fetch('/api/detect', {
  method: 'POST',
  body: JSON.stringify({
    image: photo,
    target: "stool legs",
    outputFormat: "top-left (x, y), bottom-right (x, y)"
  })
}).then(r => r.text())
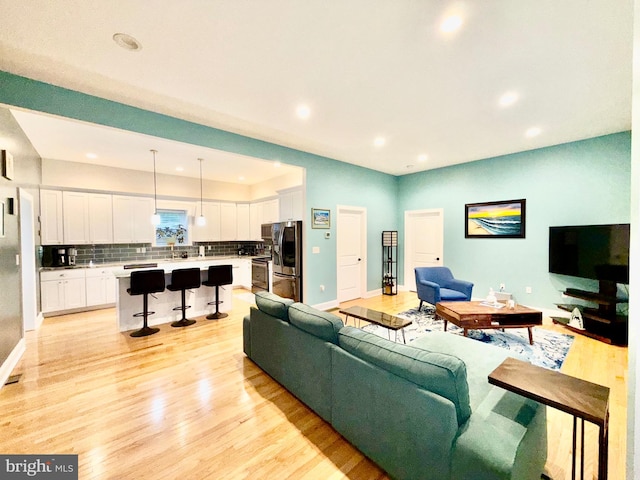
top-left (171, 289), bottom-right (197, 327)
top-left (207, 285), bottom-right (228, 320)
top-left (130, 293), bottom-right (160, 337)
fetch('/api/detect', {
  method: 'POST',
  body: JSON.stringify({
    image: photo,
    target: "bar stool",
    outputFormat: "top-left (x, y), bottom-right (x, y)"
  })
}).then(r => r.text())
top-left (202, 264), bottom-right (233, 319)
top-left (167, 267), bottom-right (201, 327)
top-left (127, 269), bottom-right (165, 337)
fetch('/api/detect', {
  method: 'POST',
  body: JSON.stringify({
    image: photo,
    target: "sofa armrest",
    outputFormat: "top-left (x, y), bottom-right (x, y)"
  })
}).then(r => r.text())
top-left (243, 314), bottom-right (251, 357)
top-left (416, 279), bottom-right (441, 305)
top-left (451, 389), bottom-right (547, 480)
top-left (446, 279), bottom-right (473, 299)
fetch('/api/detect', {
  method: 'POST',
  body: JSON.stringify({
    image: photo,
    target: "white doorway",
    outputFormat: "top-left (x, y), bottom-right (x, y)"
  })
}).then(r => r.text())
top-left (19, 189), bottom-right (38, 331)
top-left (336, 206), bottom-right (367, 302)
top-left (404, 209), bottom-right (444, 291)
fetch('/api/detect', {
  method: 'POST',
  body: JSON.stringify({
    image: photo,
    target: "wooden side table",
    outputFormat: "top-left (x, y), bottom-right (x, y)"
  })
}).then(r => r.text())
top-left (488, 357), bottom-right (610, 480)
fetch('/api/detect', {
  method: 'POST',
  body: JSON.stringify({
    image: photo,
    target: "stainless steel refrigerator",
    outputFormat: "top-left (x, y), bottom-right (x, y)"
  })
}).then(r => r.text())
top-left (270, 220), bottom-right (302, 302)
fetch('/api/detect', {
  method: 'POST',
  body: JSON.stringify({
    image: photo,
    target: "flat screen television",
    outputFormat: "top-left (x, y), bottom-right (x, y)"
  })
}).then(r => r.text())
top-left (548, 223), bottom-right (630, 284)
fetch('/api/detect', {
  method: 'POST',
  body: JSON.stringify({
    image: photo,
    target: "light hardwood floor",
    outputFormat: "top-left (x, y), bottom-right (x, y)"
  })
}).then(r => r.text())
top-left (0, 291), bottom-right (627, 479)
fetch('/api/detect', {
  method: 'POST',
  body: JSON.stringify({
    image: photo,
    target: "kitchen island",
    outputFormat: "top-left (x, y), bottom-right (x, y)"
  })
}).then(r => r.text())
top-left (113, 258), bottom-right (240, 332)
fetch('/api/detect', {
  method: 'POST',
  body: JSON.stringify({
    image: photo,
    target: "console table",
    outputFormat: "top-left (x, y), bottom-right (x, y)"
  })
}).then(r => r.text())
top-left (488, 357), bottom-right (610, 480)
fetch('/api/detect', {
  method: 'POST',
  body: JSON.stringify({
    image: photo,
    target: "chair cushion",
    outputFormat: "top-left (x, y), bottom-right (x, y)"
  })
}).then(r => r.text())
top-left (255, 291), bottom-right (294, 321)
top-left (288, 303), bottom-right (344, 343)
top-left (440, 288), bottom-right (468, 301)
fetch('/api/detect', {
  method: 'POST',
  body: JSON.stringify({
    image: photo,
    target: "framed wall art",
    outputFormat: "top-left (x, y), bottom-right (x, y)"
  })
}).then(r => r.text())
top-left (465, 199), bottom-right (526, 238)
top-left (2, 150), bottom-right (14, 181)
top-left (311, 208), bottom-right (330, 229)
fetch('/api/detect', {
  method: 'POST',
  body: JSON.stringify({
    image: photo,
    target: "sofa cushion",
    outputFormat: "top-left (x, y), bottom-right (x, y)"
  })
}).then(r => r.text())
top-left (338, 326), bottom-right (471, 425)
top-left (288, 303), bottom-right (344, 344)
top-left (255, 291), bottom-right (294, 321)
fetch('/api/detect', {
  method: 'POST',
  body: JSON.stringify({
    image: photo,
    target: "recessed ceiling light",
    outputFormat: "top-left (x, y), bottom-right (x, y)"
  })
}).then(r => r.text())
top-left (526, 127), bottom-right (542, 138)
top-left (86, 153), bottom-right (97, 159)
top-left (296, 104), bottom-right (311, 120)
top-left (373, 137), bottom-right (386, 147)
top-left (418, 154), bottom-right (428, 162)
top-left (112, 33), bottom-right (142, 51)
top-left (175, 166), bottom-right (184, 172)
top-left (440, 15), bottom-right (463, 33)
top-left (238, 176), bottom-right (245, 181)
top-left (499, 91), bottom-right (519, 107)
top-left (274, 161), bottom-right (282, 168)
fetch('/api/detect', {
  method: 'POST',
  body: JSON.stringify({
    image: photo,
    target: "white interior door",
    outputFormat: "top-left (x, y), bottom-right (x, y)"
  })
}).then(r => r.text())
top-left (337, 206), bottom-right (366, 302)
top-left (19, 189), bottom-right (38, 331)
top-left (404, 209), bottom-right (444, 291)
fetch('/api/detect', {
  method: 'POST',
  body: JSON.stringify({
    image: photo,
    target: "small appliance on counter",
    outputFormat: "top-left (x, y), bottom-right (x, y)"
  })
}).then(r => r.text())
top-left (42, 245), bottom-right (78, 267)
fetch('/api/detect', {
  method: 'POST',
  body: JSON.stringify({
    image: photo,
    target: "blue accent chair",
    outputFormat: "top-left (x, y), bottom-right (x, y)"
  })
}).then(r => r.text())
top-left (415, 267), bottom-right (473, 311)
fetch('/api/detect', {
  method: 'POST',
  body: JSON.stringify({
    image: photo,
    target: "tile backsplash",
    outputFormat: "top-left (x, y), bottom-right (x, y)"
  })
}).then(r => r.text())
top-left (50, 241), bottom-right (263, 266)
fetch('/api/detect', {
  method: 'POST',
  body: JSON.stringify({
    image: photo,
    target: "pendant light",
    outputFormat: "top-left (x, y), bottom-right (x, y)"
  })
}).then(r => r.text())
top-left (151, 149), bottom-right (161, 226)
top-left (196, 158), bottom-right (206, 226)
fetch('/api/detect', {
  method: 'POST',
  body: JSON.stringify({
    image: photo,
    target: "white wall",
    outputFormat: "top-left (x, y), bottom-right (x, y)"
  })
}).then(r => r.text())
top-left (42, 158), bottom-right (302, 202)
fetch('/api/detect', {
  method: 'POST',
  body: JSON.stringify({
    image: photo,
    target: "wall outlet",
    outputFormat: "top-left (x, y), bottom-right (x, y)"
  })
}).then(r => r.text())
top-left (320, 285), bottom-right (325, 292)
top-left (312, 246), bottom-right (320, 254)
top-left (499, 283), bottom-right (506, 291)
top-left (525, 286), bottom-right (532, 294)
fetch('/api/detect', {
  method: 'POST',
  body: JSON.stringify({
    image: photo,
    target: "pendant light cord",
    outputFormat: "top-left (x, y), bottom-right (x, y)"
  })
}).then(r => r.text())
top-left (151, 149), bottom-right (158, 213)
top-left (199, 158), bottom-right (204, 215)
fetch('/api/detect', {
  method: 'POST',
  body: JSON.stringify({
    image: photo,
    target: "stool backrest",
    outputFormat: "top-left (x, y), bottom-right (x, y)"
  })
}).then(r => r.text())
top-left (207, 264), bottom-right (234, 286)
top-left (129, 269), bottom-right (166, 295)
top-left (170, 267), bottom-right (202, 290)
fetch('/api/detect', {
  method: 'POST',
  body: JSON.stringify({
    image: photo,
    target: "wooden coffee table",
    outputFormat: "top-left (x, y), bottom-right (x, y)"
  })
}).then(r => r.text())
top-left (339, 306), bottom-right (412, 343)
top-left (436, 301), bottom-right (542, 344)
top-left (489, 357), bottom-right (610, 479)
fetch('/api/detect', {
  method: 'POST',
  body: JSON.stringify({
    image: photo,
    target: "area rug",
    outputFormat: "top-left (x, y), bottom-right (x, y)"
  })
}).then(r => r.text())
top-left (361, 307), bottom-right (574, 371)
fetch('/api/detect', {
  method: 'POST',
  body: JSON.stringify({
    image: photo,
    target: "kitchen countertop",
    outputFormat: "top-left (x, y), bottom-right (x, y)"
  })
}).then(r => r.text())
top-left (40, 255), bottom-right (259, 272)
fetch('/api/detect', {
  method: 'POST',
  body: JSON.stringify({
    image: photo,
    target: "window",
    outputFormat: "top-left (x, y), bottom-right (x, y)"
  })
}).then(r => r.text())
top-left (155, 209), bottom-right (189, 246)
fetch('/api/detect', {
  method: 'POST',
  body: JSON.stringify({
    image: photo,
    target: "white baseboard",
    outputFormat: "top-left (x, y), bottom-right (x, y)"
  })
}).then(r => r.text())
top-left (365, 288), bottom-right (382, 298)
top-left (312, 299), bottom-right (340, 311)
top-left (35, 312), bottom-right (44, 330)
top-left (0, 338), bottom-right (26, 390)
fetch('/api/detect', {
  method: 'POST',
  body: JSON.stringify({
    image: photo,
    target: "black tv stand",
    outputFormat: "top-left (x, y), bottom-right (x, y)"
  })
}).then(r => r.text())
top-left (554, 280), bottom-right (628, 345)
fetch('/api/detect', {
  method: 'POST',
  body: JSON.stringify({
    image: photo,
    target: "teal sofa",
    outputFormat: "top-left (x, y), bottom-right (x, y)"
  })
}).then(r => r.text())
top-left (243, 292), bottom-right (547, 480)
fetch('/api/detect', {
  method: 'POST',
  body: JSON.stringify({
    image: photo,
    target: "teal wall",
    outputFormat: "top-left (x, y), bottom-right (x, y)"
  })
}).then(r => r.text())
top-left (0, 71), bottom-right (397, 306)
top-left (398, 132), bottom-right (631, 310)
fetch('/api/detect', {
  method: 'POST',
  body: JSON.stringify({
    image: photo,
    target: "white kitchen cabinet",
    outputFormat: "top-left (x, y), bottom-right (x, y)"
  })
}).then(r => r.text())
top-left (41, 269), bottom-right (87, 314)
top-left (63, 191), bottom-right (90, 244)
top-left (86, 267), bottom-right (117, 306)
top-left (113, 195), bottom-right (155, 243)
top-left (230, 258), bottom-right (251, 289)
top-left (236, 203), bottom-right (251, 240)
top-left (88, 193), bottom-right (114, 244)
top-left (220, 203), bottom-right (237, 241)
top-left (262, 199), bottom-right (280, 224)
top-left (192, 202), bottom-right (221, 242)
top-left (249, 203), bottom-right (261, 240)
top-left (249, 198), bottom-right (280, 240)
top-left (279, 188), bottom-right (303, 222)
top-left (40, 189), bottom-right (64, 245)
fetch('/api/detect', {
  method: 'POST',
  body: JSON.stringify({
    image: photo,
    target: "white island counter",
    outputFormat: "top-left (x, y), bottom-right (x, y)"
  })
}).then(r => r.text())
top-left (114, 258), bottom-right (243, 332)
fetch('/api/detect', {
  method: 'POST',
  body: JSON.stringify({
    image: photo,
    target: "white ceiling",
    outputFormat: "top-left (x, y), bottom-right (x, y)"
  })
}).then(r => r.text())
top-left (0, 1), bottom-right (633, 176)
top-left (8, 109), bottom-right (301, 184)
